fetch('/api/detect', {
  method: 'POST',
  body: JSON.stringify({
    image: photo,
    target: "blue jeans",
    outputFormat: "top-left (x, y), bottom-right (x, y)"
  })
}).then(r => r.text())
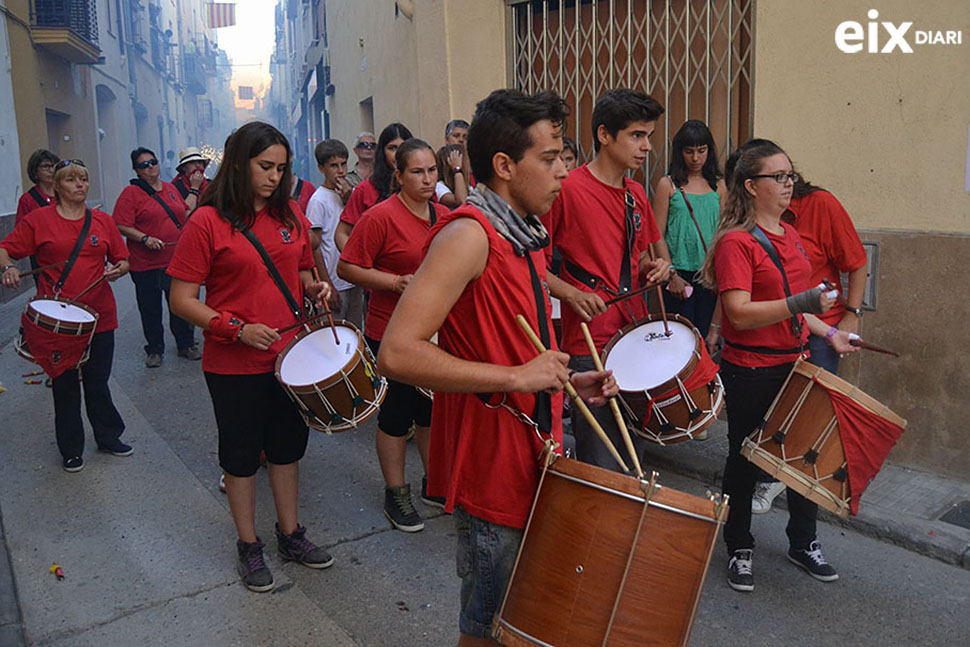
top-left (130, 269), bottom-right (195, 355)
top-left (807, 333), bottom-right (841, 373)
top-left (455, 507), bottom-right (523, 639)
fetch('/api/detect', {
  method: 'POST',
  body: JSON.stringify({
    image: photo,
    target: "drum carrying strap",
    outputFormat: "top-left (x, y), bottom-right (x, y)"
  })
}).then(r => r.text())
top-left (130, 179), bottom-right (183, 230)
top-left (28, 187), bottom-right (49, 208)
top-left (50, 208), bottom-right (93, 294)
top-left (724, 226), bottom-right (804, 355)
top-left (562, 188), bottom-right (637, 297)
top-left (291, 178), bottom-right (304, 201)
top-left (237, 224), bottom-right (305, 320)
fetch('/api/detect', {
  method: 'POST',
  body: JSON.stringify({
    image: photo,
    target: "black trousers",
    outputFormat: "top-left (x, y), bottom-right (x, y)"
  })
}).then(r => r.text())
top-left (130, 269), bottom-right (195, 355)
top-left (720, 359), bottom-right (817, 554)
top-left (51, 331), bottom-right (126, 458)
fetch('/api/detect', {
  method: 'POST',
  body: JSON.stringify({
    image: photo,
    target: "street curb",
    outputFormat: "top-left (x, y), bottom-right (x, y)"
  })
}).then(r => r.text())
top-left (0, 502), bottom-right (27, 647)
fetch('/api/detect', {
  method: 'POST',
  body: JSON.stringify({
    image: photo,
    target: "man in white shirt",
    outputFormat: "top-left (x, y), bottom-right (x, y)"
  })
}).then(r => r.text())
top-left (306, 139), bottom-right (364, 328)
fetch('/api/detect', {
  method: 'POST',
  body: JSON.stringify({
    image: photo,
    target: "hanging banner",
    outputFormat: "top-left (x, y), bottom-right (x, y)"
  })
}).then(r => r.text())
top-left (206, 3), bottom-right (236, 29)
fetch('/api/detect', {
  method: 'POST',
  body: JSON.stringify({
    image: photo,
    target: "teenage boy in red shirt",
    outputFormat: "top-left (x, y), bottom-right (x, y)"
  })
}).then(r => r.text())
top-left (542, 89), bottom-right (671, 470)
top-left (378, 89), bottom-right (617, 646)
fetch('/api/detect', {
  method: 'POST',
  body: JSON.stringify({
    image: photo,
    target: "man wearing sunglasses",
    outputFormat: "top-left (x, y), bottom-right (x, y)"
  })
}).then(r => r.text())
top-left (113, 147), bottom-right (199, 368)
top-left (343, 132), bottom-right (377, 202)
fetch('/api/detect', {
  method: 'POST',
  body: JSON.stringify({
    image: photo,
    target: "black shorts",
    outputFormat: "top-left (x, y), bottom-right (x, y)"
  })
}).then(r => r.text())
top-left (366, 336), bottom-right (432, 437)
top-left (204, 371), bottom-right (309, 477)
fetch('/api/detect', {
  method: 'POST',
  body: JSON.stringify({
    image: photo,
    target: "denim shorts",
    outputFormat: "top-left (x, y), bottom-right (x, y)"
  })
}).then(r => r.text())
top-left (454, 507), bottom-right (524, 639)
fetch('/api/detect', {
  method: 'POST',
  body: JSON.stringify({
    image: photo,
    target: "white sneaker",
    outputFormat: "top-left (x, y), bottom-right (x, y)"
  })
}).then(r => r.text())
top-left (751, 480), bottom-right (786, 514)
top-left (693, 428), bottom-right (709, 441)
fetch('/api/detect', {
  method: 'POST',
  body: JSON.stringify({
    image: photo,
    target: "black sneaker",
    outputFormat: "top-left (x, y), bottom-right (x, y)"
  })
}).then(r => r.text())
top-left (62, 456), bottom-right (84, 473)
top-left (236, 538), bottom-right (274, 592)
top-left (420, 476), bottom-right (446, 510)
top-left (788, 541), bottom-right (839, 582)
top-left (384, 484), bottom-right (424, 532)
top-left (728, 549), bottom-right (754, 592)
top-left (276, 524), bottom-right (334, 569)
top-left (98, 440), bottom-right (134, 457)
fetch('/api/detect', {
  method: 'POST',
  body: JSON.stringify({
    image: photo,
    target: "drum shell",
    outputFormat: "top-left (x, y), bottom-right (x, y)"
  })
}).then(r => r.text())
top-left (24, 297), bottom-right (98, 336)
top-left (494, 456), bottom-right (725, 647)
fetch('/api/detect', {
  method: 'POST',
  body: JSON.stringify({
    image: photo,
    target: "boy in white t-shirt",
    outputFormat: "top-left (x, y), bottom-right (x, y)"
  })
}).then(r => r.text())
top-left (307, 139), bottom-right (364, 328)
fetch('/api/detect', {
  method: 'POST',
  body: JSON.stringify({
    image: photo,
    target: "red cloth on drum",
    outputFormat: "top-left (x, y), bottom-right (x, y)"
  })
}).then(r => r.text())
top-left (715, 223), bottom-right (812, 367)
top-left (20, 310), bottom-right (94, 378)
top-left (340, 196), bottom-right (449, 341)
top-left (339, 178), bottom-right (380, 227)
top-left (425, 205), bottom-right (563, 530)
top-left (642, 342), bottom-right (720, 426)
top-left (293, 177), bottom-right (316, 215)
top-left (788, 192), bottom-right (868, 327)
top-left (541, 165), bottom-right (661, 355)
top-left (112, 181), bottom-right (188, 271)
top-left (15, 186), bottom-right (54, 226)
top-left (0, 206), bottom-right (127, 332)
top-left (816, 381), bottom-right (905, 515)
top-left (166, 204), bottom-right (314, 374)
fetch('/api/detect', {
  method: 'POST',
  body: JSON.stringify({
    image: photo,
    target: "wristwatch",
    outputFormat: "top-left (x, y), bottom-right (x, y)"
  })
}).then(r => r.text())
top-left (845, 305), bottom-right (863, 318)
top-left (1, 264), bottom-right (14, 274)
top-left (141, 234), bottom-right (150, 245)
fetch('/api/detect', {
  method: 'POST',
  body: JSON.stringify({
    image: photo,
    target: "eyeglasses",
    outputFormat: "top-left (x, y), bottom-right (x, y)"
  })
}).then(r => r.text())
top-left (752, 171), bottom-right (799, 184)
top-left (356, 142), bottom-right (377, 150)
top-left (37, 163), bottom-right (55, 170)
top-left (135, 158), bottom-right (159, 170)
top-left (54, 159), bottom-right (86, 171)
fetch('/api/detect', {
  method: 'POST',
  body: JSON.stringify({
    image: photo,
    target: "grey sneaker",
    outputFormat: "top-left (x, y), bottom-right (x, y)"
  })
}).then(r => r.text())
top-left (177, 345), bottom-right (202, 360)
top-left (276, 524), bottom-right (334, 569)
top-left (788, 541), bottom-right (839, 582)
top-left (384, 484), bottom-right (424, 532)
top-left (728, 549), bottom-right (754, 592)
top-left (751, 480), bottom-right (786, 514)
top-left (145, 354), bottom-right (162, 368)
top-left (236, 538), bottom-right (274, 592)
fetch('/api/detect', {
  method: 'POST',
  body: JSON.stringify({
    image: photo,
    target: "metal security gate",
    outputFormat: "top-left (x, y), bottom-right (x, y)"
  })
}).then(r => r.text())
top-left (507, 0), bottom-right (754, 192)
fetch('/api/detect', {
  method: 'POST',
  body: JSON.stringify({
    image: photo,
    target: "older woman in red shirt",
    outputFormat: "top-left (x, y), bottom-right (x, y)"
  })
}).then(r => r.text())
top-left (113, 146), bottom-right (198, 367)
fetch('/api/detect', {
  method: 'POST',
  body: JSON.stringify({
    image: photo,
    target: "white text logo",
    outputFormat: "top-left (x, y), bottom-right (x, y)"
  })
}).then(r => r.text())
top-left (835, 9), bottom-right (962, 53)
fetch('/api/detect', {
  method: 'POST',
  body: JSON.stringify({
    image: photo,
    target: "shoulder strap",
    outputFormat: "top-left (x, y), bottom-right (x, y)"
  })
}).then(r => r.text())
top-left (291, 178), bottom-right (304, 201)
top-left (619, 188), bottom-right (636, 293)
top-left (54, 208), bottom-right (92, 293)
top-left (675, 182), bottom-right (709, 253)
top-left (131, 179), bottom-right (182, 230)
top-left (524, 252), bottom-right (553, 434)
top-left (237, 222), bottom-right (304, 320)
top-left (428, 201), bottom-right (437, 226)
top-left (749, 225), bottom-right (803, 339)
top-left (28, 187), bottom-right (49, 208)
top-left (172, 176), bottom-right (190, 199)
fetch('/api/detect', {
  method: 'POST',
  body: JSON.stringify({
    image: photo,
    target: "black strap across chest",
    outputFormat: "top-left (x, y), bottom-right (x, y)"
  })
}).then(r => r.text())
top-left (237, 222), bottom-right (305, 321)
top-left (172, 176), bottom-right (190, 200)
top-left (291, 178), bottom-right (304, 201)
top-left (52, 208), bottom-right (92, 293)
top-left (131, 179), bottom-right (182, 230)
top-left (562, 187), bottom-right (637, 297)
top-left (28, 187), bottom-right (49, 208)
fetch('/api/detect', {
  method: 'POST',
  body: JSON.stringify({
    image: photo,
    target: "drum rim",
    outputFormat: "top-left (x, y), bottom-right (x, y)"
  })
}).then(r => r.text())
top-left (274, 318), bottom-right (366, 390)
top-left (602, 313), bottom-right (703, 394)
top-left (26, 295), bottom-right (99, 329)
top-left (792, 360), bottom-right (907, 428)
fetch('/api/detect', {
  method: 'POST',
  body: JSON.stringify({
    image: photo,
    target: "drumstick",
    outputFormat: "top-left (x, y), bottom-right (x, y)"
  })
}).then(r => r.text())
top-left (602, 278), bottom-right (666, 307)
top-left (276, 311), bottom-right (330, 335)
top-left (580, 322), bottom-right (644, 478)
top-left (646, 244), bottom-right (671, 336)
top-left (311, 267), bottom-right (340, 345)
top-left (163, 241), bottom-right (178, 247)
top-left (18, 260), bottom-right (67, 278)
top-left (65, 275), bottom-right (106, 305)
top-left (848, 334), bottom-right (899, 357)
top-left (515, 314), bottom-right (630, 473)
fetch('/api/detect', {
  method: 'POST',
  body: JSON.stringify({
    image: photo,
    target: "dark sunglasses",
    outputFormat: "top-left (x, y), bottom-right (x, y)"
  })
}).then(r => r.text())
top-left (54, 159), bottom-right (86, 171)
top-left (356, 142), bottom-right (377, 150)
top-left (135, 158), bottom-right (159, 170)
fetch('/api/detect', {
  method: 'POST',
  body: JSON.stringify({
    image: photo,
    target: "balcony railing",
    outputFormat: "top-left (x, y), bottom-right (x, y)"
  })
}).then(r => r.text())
top-left (31, 0), bottom-right (100, 63)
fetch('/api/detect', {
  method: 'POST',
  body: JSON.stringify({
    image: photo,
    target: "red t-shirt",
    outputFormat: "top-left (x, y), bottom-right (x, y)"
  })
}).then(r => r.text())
top-left (340, 196), bottom-right (449, 341)
top-left (166, 204), bottom-right (315, 375)
top-left (425, 205), bottom-right (563, 530)
top-left (292, 177), bottom-right (315, 215)
top-left (15, 187), bottom-right (54, 226)
top-left (339, 178), bottom-right (380, 227)
top-left (715, 223), bottom-right (812, 367)
top-left (788, 191), bottom-right (867, 326)
top-left (1, 206), bottom-right (127, 332)
top-left (542, 164), bottom-right (662, 354)
top-left (112, 181), bottom-right (188, 272)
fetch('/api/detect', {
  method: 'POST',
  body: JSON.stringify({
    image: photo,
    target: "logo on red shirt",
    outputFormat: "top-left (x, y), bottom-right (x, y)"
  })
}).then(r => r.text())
top-left (280, 228), bottom-right (292, 244)
top-left (89, 235), bottom-right (99, 246)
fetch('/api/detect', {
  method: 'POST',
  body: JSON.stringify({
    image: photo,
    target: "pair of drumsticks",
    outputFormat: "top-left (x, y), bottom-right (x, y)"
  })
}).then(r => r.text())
top-left (276, 268), bottom-right (340, 344)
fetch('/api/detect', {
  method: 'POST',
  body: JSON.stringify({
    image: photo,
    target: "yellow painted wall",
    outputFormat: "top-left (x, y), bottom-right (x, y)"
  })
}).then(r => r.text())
top-left (753, 0), bottom-right (970, 233)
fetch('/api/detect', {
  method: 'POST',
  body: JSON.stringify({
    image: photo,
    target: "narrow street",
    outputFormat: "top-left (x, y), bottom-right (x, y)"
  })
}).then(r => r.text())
top-left (1, 282), bottom-right (967, 646)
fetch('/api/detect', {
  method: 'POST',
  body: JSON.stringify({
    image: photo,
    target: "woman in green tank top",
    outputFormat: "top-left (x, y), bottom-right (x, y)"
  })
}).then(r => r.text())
top-left (653, 120), bottom-right (726, 338)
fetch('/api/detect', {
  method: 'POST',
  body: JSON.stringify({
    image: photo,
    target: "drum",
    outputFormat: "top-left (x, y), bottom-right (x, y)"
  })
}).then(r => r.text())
top-left (741, 360), bottom-right (907, 518)
top-left (494, 452), bottom-right (727, 647)
top-left (18, 297), bottom-right (98, 370)
top-left (275, 320), bottom-right (387, 433)
top-left (603, 314), bottom-right (723, 445)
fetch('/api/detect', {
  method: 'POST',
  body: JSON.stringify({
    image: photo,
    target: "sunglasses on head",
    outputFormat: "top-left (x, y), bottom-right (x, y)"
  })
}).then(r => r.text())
top-left (54, 159), bottom-right (86, 171)
top-left (356, 142), bottom-right (377, 150)
top-left (135, 158), bottom-right (159, 170)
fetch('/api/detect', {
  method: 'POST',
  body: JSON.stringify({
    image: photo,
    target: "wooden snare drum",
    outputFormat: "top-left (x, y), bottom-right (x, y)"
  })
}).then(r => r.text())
top-left (741, 360), bottom-right (907, 518)
top-left (275, 320), bottom-right (387, 433)
top-left (18, 297), bottom-right (99, 370)
top-left (494, 452), bottom-right (727, 647)
top-left (603, 314), bottom-right (723, 445)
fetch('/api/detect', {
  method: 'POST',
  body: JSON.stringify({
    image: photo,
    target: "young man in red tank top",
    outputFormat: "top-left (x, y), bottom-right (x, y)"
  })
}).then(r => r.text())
top-left (378, 90), bottom-right (618, 646)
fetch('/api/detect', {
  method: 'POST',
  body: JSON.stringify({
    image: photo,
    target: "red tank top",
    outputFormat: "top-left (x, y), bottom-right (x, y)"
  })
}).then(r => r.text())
top-left (425, 205), bottom-right (563, 529)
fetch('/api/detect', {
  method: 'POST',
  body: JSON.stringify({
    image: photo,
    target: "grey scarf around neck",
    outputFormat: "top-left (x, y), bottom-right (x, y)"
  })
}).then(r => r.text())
top-left (465, 184), bottom-right (550, 257)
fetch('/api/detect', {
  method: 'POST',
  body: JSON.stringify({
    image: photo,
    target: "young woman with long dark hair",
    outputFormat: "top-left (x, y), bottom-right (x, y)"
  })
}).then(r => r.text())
top-left (698, 140), bottom-right (856, 593)
top-left (168, 121), bottom-right (333, 592)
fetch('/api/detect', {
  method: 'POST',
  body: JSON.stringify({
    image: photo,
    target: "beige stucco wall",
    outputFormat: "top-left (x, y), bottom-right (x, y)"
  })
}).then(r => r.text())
top-left (325, 0), bottom-right (506, 152)
top-left (753, 0), bottom-right (970, 233)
